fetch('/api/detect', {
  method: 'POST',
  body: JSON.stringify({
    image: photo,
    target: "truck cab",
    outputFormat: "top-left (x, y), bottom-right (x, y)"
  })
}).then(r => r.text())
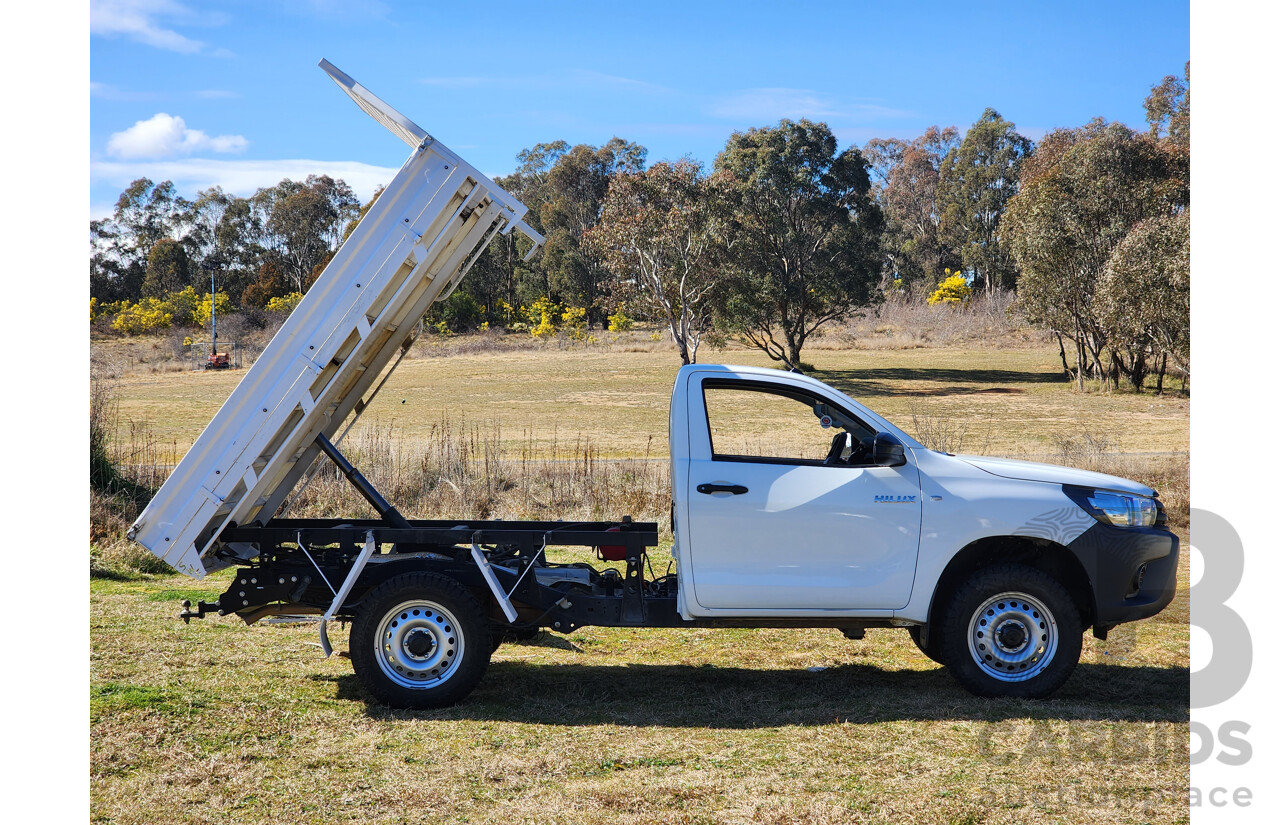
top-left (668, 364), bottom-right (1178, 697)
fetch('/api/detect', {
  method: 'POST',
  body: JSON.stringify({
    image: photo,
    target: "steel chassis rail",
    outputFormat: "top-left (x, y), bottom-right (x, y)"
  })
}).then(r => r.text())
top-left (199, 517), bottom-right (899, 645)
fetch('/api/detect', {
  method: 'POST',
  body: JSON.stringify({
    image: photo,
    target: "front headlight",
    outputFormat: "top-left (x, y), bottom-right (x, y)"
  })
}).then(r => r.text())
top-left (1064, 486), bottom-right (1161, 528)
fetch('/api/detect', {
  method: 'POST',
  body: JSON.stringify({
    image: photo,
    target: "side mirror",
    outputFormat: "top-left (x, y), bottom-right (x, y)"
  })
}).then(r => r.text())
top-left (872, 432), bottom-right (907, 467)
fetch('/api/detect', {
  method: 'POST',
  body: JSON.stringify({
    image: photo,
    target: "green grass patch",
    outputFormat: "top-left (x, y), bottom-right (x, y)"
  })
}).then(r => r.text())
top-left (90, 682), bottom-right (205, 718)
top-left (143, 588), bottom-right (220, 603)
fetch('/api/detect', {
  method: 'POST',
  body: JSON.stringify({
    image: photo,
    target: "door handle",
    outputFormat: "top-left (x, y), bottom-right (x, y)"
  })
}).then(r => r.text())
top-left (697, 483), bottom-right (749, 495)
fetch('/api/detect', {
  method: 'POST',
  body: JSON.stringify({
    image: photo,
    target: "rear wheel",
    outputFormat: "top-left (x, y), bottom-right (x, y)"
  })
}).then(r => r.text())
top-left (350, 572), bottom-right (490, 709)
top-left (938, 564), bottom-right (1082, 698)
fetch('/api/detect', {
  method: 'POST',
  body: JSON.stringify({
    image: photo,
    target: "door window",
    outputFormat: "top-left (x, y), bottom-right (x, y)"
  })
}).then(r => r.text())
top-left (702, 381), bottom-right (875, 464)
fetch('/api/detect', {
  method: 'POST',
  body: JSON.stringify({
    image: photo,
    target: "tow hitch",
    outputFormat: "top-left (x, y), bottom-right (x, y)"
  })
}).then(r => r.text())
top-left (179, 599), bottom-right (220, 623)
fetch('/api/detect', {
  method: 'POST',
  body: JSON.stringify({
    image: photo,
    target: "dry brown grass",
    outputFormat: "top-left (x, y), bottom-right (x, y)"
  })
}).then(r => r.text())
top-left (90, 374), bottom-right (182, 577)
top-left (90, 314), bottom-right (284, 379)
top-left (411, 326), bottom-right (677, 359)
top-left (287, 419), bottom-right (670, 535)
top-left (817, 290), bottom-right (1040, 351)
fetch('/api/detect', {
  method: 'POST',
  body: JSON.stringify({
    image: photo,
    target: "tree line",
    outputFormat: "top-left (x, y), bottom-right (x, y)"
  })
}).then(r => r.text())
top-left (90, 64), bottom-right (1189, 391)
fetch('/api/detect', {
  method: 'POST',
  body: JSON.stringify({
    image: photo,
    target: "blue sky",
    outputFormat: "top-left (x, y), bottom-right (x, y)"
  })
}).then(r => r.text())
top-left (89, 0), bottom-right (1189, 219)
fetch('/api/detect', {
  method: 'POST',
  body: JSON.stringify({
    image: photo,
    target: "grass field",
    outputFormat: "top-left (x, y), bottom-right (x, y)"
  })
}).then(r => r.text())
top-left (91, 336), bottom-right (1190, 824)
top-left (103, 338), bottom-right (1188, 459)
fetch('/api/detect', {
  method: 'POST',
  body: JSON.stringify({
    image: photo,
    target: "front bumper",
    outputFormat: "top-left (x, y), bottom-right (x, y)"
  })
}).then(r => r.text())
top-left (1065, 521), bottom-right (1180, 628)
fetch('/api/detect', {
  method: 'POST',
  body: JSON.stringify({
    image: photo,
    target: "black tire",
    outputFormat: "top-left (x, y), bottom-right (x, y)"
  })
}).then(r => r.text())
top-left (907, 625), bottom-right (945, 665)
top-left (937, 563), bottom-right (1083, 699)
top-left (349, 572), bottom-right (491, 709)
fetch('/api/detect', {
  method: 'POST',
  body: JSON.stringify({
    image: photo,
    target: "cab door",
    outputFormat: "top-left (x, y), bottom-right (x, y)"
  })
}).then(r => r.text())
top-left (682, 373), bottom-right (922, 612)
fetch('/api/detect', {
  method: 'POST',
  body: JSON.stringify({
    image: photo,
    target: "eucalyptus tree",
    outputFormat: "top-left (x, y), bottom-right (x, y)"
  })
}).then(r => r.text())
top-left (1005, 119), bottom-right (1184, 389)
top-left (714, 120), bottom-right (883, 371)
top-left (586, 160), bottom-right (726, 364)
top-left (256, 175), bottom-right (360, 294)
top-left (938, 109), bottom-right (1032, 294)
top-left (864, 126), bottom-right (961, 291)
top-left (539, 138), bottom-right (647, 322)
top-left (141, 238), bottom-right (193, 298)
top-left (1145, 62), bottom-right (1190, 148)
top-left (90, 178), bottom-right (190, 302)
top-left (1096, 211), bottom-right (1190, 392)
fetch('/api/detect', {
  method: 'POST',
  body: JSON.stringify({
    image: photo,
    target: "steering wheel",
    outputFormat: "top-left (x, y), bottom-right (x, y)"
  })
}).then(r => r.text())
top-left (823, 431), bottom-right (873, 466)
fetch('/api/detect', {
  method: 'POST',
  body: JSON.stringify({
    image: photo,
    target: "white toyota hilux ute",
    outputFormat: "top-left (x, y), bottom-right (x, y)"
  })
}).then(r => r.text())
top-left (129, 61), bottom-right (1179, 708)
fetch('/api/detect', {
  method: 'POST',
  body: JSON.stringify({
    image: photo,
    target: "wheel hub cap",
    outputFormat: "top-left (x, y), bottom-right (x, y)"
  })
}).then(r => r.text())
top-left (404, 628), bottom-right (436, 658)
top-left (374, 600), bottom-right (465, 689)
top-left (967, 592), bottom-right (1058, 682)
top-left (994, 620), bottom-right (1028, 652)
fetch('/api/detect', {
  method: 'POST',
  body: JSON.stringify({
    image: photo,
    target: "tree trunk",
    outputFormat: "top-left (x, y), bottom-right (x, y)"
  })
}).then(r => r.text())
top-left (786, 340), bottom-right (803, 372)
top-left (673, 322), bottom-right (691, 366)
top-left (1056, 333), bottom-right (1071, 381)
top-left (1156, 352), bottom-right (1168, 396)
top-left (1129, 350), bottom-right (1147, 392)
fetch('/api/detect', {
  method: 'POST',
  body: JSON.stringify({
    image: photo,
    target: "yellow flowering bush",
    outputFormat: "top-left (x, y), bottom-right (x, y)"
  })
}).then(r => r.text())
top-left (195, 291), bottom-right (234, 328)
top-left (607, 309), bottom-right (634, 331)
top-left (111, 298), bottom-right (173, 334)
top-left (529, 297), bottom-right (562, 338)
top-left (166, 286), bottom-right (201, 326)
top-left (927, 271), bottom-right (972, 306)
top-left (265, 292), bottom-right (304, 315)
top-left (561, 306), bottom-right (588, 339)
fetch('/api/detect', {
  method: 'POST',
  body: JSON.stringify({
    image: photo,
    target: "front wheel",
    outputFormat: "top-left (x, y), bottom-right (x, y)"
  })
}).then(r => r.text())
top-left (350, 572), bottom-right (491, 709)
top-left (938, 564), bottom-right (1082, 698)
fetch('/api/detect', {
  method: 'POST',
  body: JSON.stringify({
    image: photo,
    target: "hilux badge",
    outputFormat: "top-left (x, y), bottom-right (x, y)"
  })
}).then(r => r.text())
top-left (874, 495), bottom-right (916, 503)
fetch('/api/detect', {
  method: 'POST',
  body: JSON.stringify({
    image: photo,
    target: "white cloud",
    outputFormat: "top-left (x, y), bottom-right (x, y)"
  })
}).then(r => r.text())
top-left (106, 113), bottom-right (248, 159)
top-left (90, 81), bottom-right (157, 101)
top-left (90, 0), bottom-right (205, 53)
top-left (709, 88), bottom-right (844, 121)
top-left (91, 158), bottom-right (399, 207)
top-left (567, 70), bottom-right (672, 95)
top-left (91, 81), bottom-right (239, 101)
top-left (708, 88), bottom-right (911, 124)
top-left (417, 69), bottom-right (672, 95)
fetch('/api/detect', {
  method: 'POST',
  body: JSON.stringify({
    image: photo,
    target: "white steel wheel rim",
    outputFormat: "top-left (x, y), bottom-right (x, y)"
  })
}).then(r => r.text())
top-left (375, 600), bottom-right (465, 689)
top-left (967, 591), bottom-right (1058, 683)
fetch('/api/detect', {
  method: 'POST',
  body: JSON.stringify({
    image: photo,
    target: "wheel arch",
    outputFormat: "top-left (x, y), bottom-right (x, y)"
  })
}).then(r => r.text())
top-left (339, 556), bottom-right (492, 616)
top-left (921, 535), bottom-right (1094, 645)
